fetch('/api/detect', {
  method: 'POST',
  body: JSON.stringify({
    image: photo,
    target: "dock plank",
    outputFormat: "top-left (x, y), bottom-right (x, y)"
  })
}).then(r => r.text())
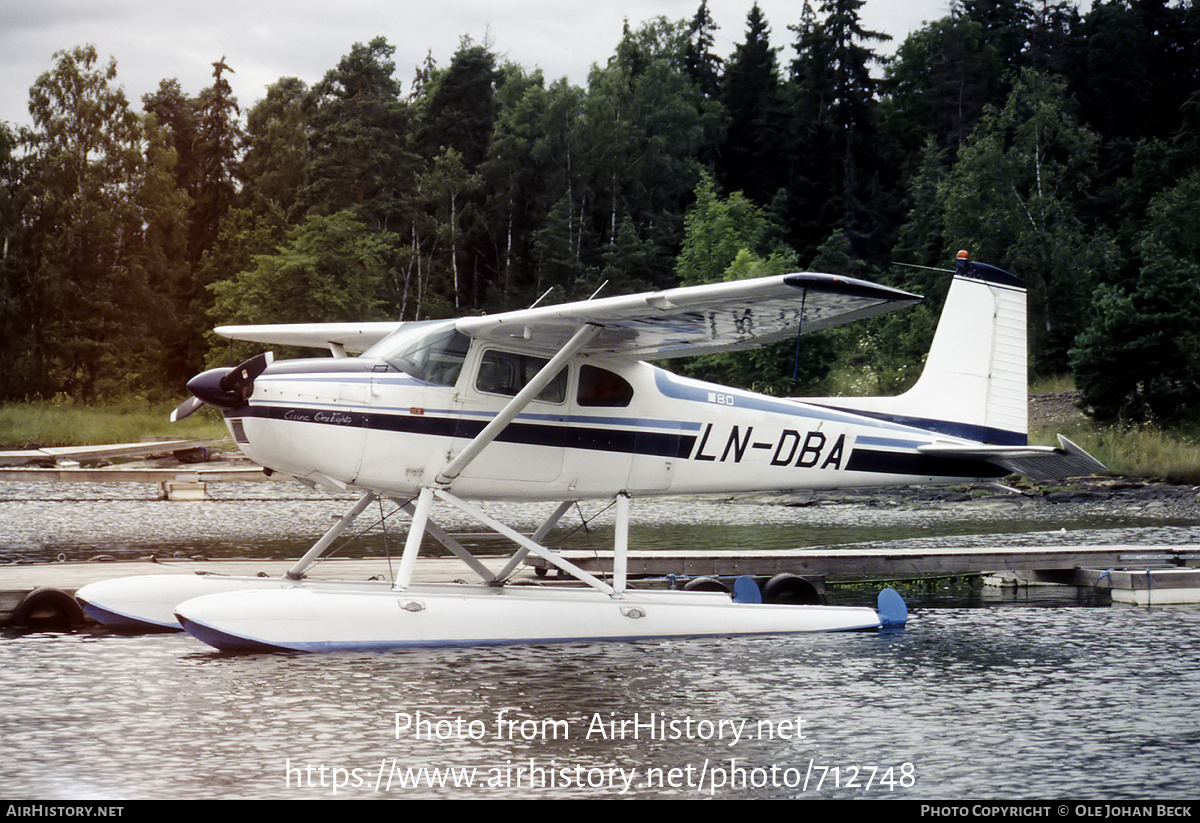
top-left (0, 466), bottom-right (278, 482)
top-left (0, 557), bottom-right (482, 591)
top-left (0, 440), bottom-right (211, 466)
top-left (539, 544), bottom-right (1200, 577)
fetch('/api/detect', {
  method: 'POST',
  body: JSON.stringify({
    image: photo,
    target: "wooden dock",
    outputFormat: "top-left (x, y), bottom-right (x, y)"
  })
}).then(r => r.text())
top-left (535, 543), bottom-right (1200, 606)
top-left (0, 440), bottom-right (294, 499)
top-left (540, 543), bottom-right (1199, 577)
top-left (3, 543), bottom-right (1198, 628)
top-left (0, 439), bottom-right (214, 467)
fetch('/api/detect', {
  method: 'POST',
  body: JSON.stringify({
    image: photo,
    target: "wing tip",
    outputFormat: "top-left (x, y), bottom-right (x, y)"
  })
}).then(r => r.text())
top-left (783, 272), bottom-right (923, 302)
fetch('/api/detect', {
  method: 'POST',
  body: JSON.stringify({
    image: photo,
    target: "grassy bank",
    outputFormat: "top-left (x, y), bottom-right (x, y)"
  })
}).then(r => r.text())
top-left (1026, 377), bottom-right (1200, 484)
top-left (1032, 420), bottom-right (1200, 484)
top-left (0, 401), bottom-right (230, 449)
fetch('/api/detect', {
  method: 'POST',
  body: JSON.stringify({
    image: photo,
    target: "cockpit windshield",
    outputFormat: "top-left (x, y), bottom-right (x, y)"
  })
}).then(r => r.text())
top-left (363, 320), bottom-right (470, 387)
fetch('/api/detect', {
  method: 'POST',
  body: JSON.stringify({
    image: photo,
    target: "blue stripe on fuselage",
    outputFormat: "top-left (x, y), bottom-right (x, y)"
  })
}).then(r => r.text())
top-left (231, 402), bottom-right (1005, 479)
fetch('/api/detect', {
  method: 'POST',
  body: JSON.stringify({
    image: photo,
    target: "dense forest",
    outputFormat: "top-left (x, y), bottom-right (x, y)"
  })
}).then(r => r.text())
top-left (1, 0), bottom-right (1198, 426)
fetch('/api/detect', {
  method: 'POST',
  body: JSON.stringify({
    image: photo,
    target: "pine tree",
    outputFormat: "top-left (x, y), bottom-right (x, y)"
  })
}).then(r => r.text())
top-left (0, 122), bottom-right (34, 398)
top-left (882, 14), bottom-right (1001, 160)
top-left (418, 38), bottom-right (499, 170)
top-left (941, 69), bottom-right (1116, 373)
top-left (684, 1), bottom-right (723, 99)
top-left (718, 4), bottom-right (787, 208)
top-left (301, 38), bottom-right (414, 230)
top-left (191, 58), bottom-right (241, 261)
top-left (813, 0), bottom-right (891, 259)
top-left (241, 77), bottom-right (310, 219)
top-left (580, 18), bottom-right (702, 288)
top-left (481, 71), bottom-right (587, 308)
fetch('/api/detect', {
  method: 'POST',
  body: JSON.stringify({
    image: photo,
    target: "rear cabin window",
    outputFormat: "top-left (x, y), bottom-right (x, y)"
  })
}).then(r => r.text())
top-left (577, 365), bottom-right (633, 407)
top-left (475, 350), bottom-right (567, 403)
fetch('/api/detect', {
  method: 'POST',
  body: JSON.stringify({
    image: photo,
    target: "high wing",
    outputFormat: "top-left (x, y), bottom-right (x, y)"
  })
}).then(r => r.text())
top-left (210, 274), bottom-right (917, 361)
top-left (455, 273), bottom-right (922, 359)
top-left (214, 322), bottom-right (403, 356)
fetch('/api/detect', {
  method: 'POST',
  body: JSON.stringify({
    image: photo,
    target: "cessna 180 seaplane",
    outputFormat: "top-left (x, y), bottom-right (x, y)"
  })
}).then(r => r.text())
top-left (77, 252), bottom-right (1103, 652)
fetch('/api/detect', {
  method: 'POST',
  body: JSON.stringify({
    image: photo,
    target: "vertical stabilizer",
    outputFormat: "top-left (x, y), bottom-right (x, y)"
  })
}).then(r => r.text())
top-left (816, 253), bottom-right (1028, 445)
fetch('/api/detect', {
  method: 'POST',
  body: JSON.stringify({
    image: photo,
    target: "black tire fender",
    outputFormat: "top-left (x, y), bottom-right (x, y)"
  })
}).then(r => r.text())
top-left (761, 573), bottom-right (822, 605)
top-left (12, 587), bottom-right (85, 629)
top-left (681, 577), bottom-right (731, 594)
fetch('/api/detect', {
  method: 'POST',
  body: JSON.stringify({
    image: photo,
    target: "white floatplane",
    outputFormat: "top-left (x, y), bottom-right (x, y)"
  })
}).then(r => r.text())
top-left (76, 252), bottom-right (1103, 651)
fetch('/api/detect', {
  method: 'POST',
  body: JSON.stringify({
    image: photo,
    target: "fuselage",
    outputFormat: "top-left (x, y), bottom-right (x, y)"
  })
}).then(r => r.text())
top-left (222, 319), bottom-right (1007, 501)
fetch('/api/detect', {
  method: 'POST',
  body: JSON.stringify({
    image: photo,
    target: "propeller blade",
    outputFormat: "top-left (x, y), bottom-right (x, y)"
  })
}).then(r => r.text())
top-left (169, 396), bottom-right (205, 423)
top-left (219, 352), bottom-right (274, 401)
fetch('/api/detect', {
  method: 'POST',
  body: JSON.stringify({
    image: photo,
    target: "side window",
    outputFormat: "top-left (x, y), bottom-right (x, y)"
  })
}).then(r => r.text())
top-left (421, 332), bottom-right (470, 387)
top-left (577, 365), bottom-right (633, 407)
top-left (475, 350), bottom-right (567, 403)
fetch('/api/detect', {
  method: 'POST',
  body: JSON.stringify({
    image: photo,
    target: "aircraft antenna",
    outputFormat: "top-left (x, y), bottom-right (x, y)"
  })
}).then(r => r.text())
top-left (894, 261), bottom-right (954, 274)
top-left (527, 286), bottom-right (555, 309)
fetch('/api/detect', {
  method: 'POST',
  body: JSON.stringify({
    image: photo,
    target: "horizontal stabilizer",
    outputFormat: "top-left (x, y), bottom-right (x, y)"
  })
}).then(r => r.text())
top-left (918, 435), bottom-right (1106, 482)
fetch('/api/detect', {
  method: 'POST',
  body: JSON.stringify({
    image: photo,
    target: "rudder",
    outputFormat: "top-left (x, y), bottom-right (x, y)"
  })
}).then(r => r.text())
top-left (816, 252), bottom-right (1028, 446)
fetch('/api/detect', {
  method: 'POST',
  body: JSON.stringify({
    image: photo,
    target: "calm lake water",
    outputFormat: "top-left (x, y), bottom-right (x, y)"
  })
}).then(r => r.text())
top-left (2, 481), bottom-right (1199, 800)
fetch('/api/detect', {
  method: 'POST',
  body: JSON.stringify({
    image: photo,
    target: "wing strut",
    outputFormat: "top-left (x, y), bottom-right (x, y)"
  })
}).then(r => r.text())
top-left (389, 322), bottom-right (627, 596)
top-left (435, 323), bottom-right (601, 485)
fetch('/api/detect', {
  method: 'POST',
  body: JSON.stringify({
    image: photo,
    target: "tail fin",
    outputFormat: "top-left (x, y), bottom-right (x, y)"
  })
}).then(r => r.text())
top-left (813, 254), bottom-right (1106, 478)
top-left (822, 253), bottom-right (1029, 446)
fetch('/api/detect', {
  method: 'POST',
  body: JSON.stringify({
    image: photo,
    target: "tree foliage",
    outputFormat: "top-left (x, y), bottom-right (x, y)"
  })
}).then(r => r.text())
top-left (940, 69), bottom-right (1116, 373)
top-left (676, 171), bottom-right (791, 286)
top-left (19, 46), bottom-right (153, 401)
top-left (210, 210), bottom-right (398, 327)
top-left (1070, 172), bottom-right (1200, 424)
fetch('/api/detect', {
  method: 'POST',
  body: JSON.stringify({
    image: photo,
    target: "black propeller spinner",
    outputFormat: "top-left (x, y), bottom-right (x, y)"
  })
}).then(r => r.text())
top-left (170, 352), bottom-right (274, 422)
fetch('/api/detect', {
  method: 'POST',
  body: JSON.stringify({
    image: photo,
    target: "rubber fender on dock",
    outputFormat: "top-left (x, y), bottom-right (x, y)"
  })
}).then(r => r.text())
top-left (682, 577), bottom-right (731, 594)
top-left (11, 587), bottom-right (85, 630)
top-left (761, 573), bottom-right (822, 605)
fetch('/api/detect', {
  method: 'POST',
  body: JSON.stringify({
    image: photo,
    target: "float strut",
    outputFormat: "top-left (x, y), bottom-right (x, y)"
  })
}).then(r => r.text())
top-left (493, 500), bottom-right (575, 583)
top-left (613, 492), bottom-right (630, 594)
top-left (393, 487), bottom-right (434, 591)
top-left (285, 491), bottom-right (377, 580)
